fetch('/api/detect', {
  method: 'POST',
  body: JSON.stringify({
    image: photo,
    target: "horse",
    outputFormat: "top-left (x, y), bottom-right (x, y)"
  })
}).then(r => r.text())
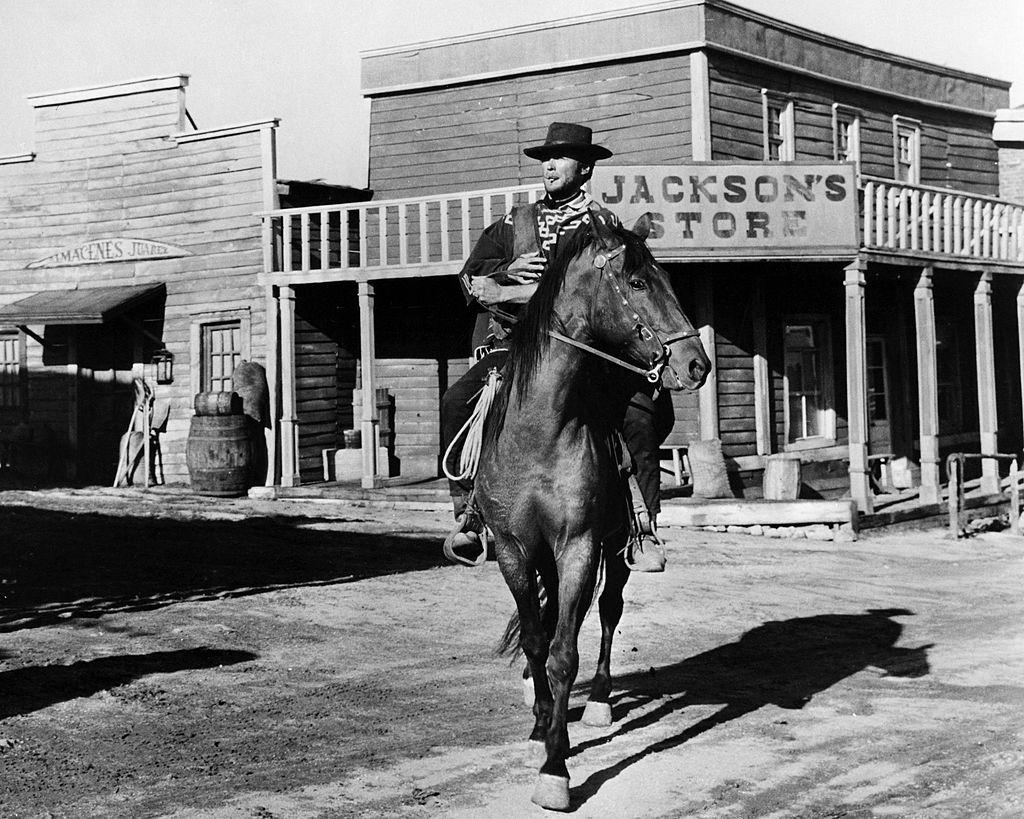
top-left (475, 212), bottom-right (710, 810)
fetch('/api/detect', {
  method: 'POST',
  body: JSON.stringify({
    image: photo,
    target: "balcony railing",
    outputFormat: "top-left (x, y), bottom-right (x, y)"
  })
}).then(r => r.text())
top-left (260, 183), bottom-right (543, 278)
top-left (259, 177), bottom-right (1024, 280)
top-left (861, 175), bottom-right (1024, 263)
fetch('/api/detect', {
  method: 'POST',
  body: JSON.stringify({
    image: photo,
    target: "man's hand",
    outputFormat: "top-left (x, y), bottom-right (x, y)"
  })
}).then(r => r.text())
top-left (470, 276), bottom-right (506, 306)
top-left (470, 277), bottom-right (538, 307)
top-left (503, 251), bottom-right (546, 284)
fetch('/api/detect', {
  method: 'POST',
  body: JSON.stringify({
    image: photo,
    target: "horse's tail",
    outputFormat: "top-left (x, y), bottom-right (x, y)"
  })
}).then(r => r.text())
top-left (495, 553), bottom-right (606, 658)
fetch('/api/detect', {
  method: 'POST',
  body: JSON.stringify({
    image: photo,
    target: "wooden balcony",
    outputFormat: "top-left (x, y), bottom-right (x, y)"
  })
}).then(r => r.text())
top-left (258, 177), bottom-right (1024, 284)
top-left (861, 176), bottom-right (1024, 266)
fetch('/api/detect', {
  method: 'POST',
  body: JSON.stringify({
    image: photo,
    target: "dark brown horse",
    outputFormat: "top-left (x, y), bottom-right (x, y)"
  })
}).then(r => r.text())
top-left (476, 214), bottom-right (709, 810)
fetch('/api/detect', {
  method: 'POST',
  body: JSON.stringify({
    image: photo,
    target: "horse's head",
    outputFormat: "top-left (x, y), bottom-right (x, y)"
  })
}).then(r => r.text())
top-left (579, 213), bottom-right (710, 391)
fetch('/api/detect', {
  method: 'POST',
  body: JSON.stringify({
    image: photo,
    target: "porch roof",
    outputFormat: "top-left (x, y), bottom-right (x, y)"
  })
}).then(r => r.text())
top-left (0, 283), bottom-right (165, 326)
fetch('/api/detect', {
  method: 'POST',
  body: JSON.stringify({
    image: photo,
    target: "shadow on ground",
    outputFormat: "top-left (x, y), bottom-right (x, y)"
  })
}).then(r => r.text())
top-left (0, 648), bottom-right (258, 718)
top-left (566, 609), bottom-right (932, 809)
top-left (0, 504), bottom-right (447, 633)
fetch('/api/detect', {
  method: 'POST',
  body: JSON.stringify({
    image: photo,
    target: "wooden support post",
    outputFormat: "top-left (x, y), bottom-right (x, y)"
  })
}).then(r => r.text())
top-left (845, 259), bottom-right (873, 513)
top-left (913, 266), bottom-right (941, 504)
top-left (974, 271), bottom-right (1000, 495)
top-left (66, 326), bottom-right (79, 481)
top-left (279, 285), bottom-right (300, 487)
top-left (1017, 281), bottom-right (1024, 460)
top-left (264, 285), bottom-right (279, 486)
top-left (358, 281), bottom-right (383, 489)
top-left (695, 273), bottom-right (719, 440)
top-left (752, 275), bottom-right (771, 455)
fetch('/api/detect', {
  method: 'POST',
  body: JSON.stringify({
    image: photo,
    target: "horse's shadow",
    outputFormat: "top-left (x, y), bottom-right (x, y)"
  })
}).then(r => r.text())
top-left (566, 608), bottom-right (932, 808)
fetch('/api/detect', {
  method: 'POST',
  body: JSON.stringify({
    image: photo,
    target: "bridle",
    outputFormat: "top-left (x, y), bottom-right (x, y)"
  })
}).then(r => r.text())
top-left (548, 244), bottom-right (700, 384)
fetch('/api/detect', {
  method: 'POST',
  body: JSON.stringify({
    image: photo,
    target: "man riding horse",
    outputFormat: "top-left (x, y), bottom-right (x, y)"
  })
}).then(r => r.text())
top-left (441, 121), bottom-right (676, 572)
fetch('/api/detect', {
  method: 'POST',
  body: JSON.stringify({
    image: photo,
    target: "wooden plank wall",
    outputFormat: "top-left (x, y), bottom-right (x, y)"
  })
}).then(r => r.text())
top-left (368, 55), bottom-right (693, 198)
top-left (708, 52), bottom-right (1000, 195)
top-left (0, 86), bottom-right (267, 484)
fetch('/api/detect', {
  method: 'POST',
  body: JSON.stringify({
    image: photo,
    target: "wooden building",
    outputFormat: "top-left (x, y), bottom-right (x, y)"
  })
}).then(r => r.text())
top-left (0, 75), bottom-right (366, 486)
top-left (258, 0), bottom-right (1024, 516)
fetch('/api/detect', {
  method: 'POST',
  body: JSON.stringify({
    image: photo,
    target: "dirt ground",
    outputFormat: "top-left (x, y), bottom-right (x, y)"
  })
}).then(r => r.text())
top-left (1, 487), bottom-right (1022, 818)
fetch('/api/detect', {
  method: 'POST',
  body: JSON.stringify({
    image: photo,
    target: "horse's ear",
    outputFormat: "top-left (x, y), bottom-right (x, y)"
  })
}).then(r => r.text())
top-left (632, 213), bottom-right (655, 241)
top-left (591, 210), bottom-right (618, 247)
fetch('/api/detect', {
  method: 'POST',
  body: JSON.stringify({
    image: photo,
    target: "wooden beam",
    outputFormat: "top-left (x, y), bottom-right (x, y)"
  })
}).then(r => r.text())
top-left (264, 285), bottom-right (279, 487)
top-left (974, 271), bottom-right (1000, 494)
top-left (845, 258), bottom-right (872, 512)
top-left (752, 275), bottom-right (771, 455)
top-left (659, 499), bottom-right (855, 528)
top-left (358, 281), bottom-right (383, 489)
top-left (695, 273), bottom-right (719, 441)
top-left (913, 266), bottom-right (941, 504)
top-left (689, 50), bottom-right (712, 161)
top-left (279, 285), bottom-right (300, 487)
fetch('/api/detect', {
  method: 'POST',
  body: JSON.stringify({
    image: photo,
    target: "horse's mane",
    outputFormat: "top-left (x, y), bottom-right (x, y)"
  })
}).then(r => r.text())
top-left (484, 216), bottom-right (654, 446)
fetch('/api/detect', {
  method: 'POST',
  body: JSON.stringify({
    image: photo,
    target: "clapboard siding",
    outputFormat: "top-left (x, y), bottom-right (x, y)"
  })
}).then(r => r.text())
top-left (368, 55), bottom-right (692, 198)
top-left (708, 52), bottom-right (999, 195)
top-left (0, 79), bottom-right (271, 485)
top-left (352, 358), bottom-right (471, 478)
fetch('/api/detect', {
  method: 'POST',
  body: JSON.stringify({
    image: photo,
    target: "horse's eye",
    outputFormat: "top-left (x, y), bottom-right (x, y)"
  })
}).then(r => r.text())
top-left (629, 279), bottom-right (647, 292)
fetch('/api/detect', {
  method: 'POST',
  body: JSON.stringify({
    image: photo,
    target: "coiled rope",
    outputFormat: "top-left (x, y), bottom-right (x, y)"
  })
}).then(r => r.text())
top-left (442, 368), bottom-right (502, 482)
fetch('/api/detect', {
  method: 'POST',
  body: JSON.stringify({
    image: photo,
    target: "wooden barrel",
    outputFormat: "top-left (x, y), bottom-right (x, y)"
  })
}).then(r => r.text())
top-left (763, 455), bottom-right (802, 500)
top-left (193, 391), bottom-right (241, 416)
top-left (186, 415), bottom-right (254, 497)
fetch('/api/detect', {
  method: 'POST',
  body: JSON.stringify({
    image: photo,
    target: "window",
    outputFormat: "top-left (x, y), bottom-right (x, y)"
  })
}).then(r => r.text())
top-left (201, 320), bottom-right (243, 392)
top-left (762, 90), bottom-right (795, 161)
top-left (783, 318), bottom-right (835, 446)
top-left (892, 115), bottom-right (921, 184)
top-left (0, 332), bottom-right (20, 408)
top-left (832, 104), bottom-right (861, 174)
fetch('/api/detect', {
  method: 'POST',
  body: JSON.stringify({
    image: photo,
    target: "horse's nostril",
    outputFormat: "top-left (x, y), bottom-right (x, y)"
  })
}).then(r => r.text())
top-left (689, 359), bottom-right (707, 382)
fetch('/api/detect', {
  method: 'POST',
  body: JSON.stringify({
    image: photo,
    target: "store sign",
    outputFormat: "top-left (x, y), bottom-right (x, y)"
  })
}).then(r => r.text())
top-left (27, 238), bottom-right (192, 268)
top-left (590, 163), bottom-right (859, 257)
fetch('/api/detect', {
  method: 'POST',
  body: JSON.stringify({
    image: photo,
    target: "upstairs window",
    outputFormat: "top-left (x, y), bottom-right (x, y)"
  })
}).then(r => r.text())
top-left (783, 318), bottom-right (835, 447)
top-left (832, 104), bottom-right (861, 174)
top-left (892, 115), bottom-right (921, 184)
top-left (0, 332), bottom-right (21, 408)
top-left (762, 90), bottom-right (795, 161)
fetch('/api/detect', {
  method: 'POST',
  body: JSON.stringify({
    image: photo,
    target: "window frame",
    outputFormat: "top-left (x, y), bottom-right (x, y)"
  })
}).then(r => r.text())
top-left (892, 115), bottom-right (921, 184)
top-left (762, 89), bottom-right (795, 162)
top-left (782, 314), bottom-right (837, 451)
top-left (190, 308), bottom-right (251, 395)
top-left (0, 329), bottom-right (25, 410)
top-left (832, 103), bottom-right (862, 176)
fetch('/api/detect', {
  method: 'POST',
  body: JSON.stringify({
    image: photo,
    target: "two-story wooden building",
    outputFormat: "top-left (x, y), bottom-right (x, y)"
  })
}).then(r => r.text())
top-left (259, 0), bottom-right (1023, 515)
top-left (0, 74), bottom-right (367, 486)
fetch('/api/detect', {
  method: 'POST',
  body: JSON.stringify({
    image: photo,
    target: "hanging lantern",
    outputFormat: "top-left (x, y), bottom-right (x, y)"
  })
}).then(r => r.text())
top-left (152, 349), bottom-right (174, 384)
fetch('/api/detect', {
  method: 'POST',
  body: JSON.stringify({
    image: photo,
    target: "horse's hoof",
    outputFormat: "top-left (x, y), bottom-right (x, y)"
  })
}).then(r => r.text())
top-left (522, 676), bottom-right (535, 707)
top-left (581, 700), bottom-right (612, 727)
top-left (531, 773), bottom-right (570, 811)
top-left (524, 739), bottom-right (546, 768)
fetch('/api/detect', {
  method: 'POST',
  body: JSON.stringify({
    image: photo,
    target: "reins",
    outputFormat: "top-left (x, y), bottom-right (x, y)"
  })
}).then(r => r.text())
top-left (548, 244), bottom-right (699, 384)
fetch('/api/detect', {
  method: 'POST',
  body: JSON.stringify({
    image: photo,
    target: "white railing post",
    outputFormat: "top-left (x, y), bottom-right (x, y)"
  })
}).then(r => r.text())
top-left (300, 212), bottom-right (311, 272)
top-left (440, 199), bottom-right (450, 262)
top-left (283, 214), bottom-right (293, 272)
top-left (887, 186), bottom-right (897, 248)
top-left (398, 204), bottom-right (408, 267)
top-left (419, 201), bottom-right (428, 264)
top-left (863, 180), bottom-right (874, 245)
top-left (460, 195), bottom-right (472, 260)
top-left (319, 211), bottom-right (330, 271)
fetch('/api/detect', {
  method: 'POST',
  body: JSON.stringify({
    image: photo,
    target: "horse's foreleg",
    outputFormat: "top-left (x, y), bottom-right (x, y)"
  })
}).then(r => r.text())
top-left (532, 543), bottom-right (597, 811)
top-left (582, 547), bottom-right (628, 727)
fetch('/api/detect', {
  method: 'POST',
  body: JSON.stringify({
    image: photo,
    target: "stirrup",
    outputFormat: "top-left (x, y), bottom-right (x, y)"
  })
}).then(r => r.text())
top-left (443, 512), bottom-right (489, 567)
top-left (625, 531), bottom-right (666, 573)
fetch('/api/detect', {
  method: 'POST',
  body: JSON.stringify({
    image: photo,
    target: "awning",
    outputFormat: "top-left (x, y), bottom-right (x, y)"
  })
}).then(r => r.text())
top-left (0, 283), bottom-right (165, 325)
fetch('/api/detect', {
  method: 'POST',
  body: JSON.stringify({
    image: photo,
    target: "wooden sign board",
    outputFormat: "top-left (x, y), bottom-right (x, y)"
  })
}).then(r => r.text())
top-left (27, 238), bottom-right (192, 269)
top-left (590, 163), bottom-right (859, 257)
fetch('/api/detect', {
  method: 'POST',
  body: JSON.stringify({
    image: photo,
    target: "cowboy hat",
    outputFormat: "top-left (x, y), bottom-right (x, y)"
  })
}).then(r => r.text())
top-left (523, 122), bottom-right (613, 162)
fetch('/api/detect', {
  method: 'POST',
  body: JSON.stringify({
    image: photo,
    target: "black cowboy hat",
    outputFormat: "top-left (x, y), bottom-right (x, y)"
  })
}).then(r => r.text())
top-left (523, 122), bottom-right (613, 162)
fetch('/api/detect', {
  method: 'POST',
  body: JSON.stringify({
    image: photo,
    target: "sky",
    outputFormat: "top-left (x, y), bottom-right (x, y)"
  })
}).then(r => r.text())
top-left (1, 0), bottom-right (1023, 188)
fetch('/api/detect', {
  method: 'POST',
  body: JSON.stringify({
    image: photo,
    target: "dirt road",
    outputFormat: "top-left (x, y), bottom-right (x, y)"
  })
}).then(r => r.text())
top-left (1, 488), bottom-right (1022, 817)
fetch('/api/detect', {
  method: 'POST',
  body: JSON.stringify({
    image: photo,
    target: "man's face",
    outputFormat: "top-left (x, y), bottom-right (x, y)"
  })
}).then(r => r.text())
top-left (541, 155), bottom-right (591, 198)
